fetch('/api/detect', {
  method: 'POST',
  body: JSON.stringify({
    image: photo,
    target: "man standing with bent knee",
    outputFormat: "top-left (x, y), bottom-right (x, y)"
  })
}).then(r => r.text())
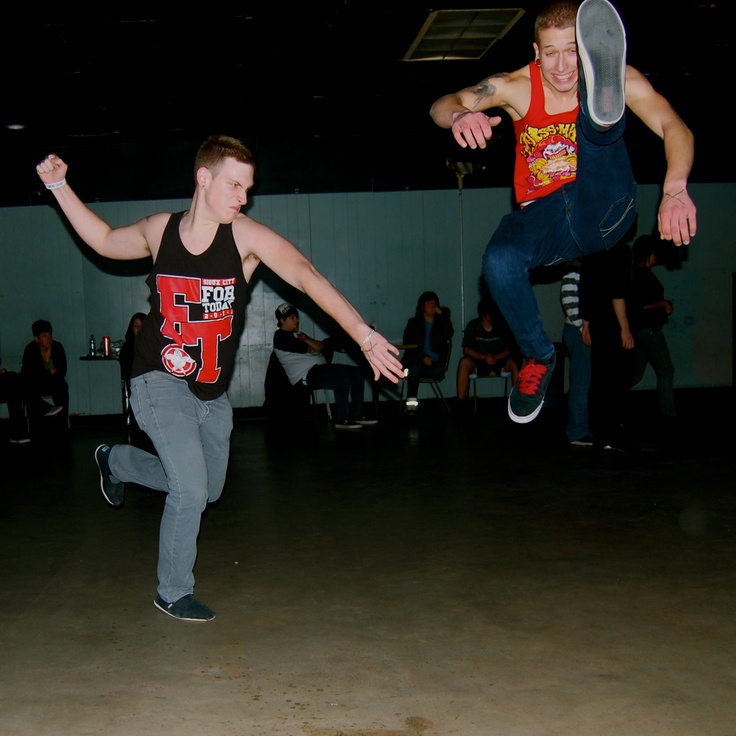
top-left (36, 135), bottom-right (403, 622)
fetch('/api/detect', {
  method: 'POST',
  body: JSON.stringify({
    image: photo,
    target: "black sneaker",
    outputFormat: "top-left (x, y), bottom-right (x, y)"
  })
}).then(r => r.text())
top-left (334, 420), bottom-right (363, 431)
top-left (9, 436), bottom-right (31, 445)
top-left (508, 353), bottom-right (556, 424)
top-left (95, 444), bottom-right (125, 507)
top-left (576, 0), bottom-right (627, 128)
top-left (154, 594), bottom-right (216, 622)
top-left (354, 417), bottom-right (378, 426)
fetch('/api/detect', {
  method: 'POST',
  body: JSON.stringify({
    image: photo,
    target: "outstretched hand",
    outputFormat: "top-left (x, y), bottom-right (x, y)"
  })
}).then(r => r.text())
top-left (36, 154), bottom-right (67, 186)
top-left (658, 188), bottom-right (696, 246)
top-left (359, 330), bottom-right (404, 384)
top-left (451, 111), bottom-right (503, 149)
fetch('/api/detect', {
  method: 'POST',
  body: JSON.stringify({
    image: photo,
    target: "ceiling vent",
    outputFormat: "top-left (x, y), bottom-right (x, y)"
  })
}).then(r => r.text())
top-left (403, 8), bottom-right (526, 61)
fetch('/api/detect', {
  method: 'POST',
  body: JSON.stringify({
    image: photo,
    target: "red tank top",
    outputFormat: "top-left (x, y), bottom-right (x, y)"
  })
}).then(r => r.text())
top-left (512, 62), bottom-right (578, 205)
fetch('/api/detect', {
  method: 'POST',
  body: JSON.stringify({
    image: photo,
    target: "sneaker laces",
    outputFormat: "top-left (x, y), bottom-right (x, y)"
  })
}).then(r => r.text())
top-left (516, 359), bottom-right (549, 396)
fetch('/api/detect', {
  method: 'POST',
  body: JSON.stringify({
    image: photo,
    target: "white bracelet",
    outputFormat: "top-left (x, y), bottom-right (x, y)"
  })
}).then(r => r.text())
top-left (45, 179), bottom-right (67, 190)
top-left (360, 329), bottom-right (375, 352)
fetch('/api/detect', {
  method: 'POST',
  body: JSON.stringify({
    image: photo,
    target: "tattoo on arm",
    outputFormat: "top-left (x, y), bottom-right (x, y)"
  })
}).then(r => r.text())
top-left (469, 72), bottom-right (506, 109)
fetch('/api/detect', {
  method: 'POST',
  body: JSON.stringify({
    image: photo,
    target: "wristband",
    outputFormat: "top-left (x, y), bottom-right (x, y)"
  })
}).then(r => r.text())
top-left (45, 179), bottom-right (67, 190)
top-left (360, 329), bottom-right (375, 352)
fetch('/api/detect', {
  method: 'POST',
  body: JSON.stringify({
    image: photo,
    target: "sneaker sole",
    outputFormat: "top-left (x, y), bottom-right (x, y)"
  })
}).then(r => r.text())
top-left (153, 598), bottom-right (215, 622)
top-left (95, 444), bottom-right (123, 507)
top-left (508, 397), bottom-right (545, 424)
top-left (576, 0), bottom-right (627, 127)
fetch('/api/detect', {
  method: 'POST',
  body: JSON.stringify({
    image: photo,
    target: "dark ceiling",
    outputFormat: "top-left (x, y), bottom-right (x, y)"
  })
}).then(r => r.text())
top-left (1, 2), bottom-right (729, 208)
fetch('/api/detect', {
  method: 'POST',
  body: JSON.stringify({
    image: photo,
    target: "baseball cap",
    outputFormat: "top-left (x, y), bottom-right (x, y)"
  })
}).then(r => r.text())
top-left (275, 303), bottom-right (298, 321)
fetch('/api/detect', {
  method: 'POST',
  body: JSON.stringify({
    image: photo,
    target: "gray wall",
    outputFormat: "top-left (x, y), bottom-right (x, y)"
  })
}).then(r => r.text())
top-left (0, 183), bottom-right (733, 417)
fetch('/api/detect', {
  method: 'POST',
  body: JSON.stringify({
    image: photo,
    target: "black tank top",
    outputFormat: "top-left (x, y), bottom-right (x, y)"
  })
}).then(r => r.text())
top-left (132, 211), bottom-right (248, 400)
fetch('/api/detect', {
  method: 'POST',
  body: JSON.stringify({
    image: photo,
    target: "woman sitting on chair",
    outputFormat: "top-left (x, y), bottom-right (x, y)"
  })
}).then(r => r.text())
top-left (401, 291), bottom-right (454, 411)
top-left (119, 311), bottom-right (147, 439)
top-left (119, 312), bottom-right (147, 391)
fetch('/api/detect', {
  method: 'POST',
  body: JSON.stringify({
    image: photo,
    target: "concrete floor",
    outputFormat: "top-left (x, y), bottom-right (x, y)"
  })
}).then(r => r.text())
top-left (1, 388), bottom-right (735, 736)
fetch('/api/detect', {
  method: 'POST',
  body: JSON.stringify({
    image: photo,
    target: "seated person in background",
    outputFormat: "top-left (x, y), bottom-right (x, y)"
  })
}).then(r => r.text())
top-left (119, 311), bottom-right (147, 440)
top-left (0, 357), bottom-right (31, 444)
top-left (21, 319), bottom-right (69, 423)
top-left (456, 299), bottom-right (519, 409)
top-left (401, 290), bottom-right (454, 410)
top-left (273, 303), bottom-right (376, 431)
top-left (119, 312), bottom-right (147, 389)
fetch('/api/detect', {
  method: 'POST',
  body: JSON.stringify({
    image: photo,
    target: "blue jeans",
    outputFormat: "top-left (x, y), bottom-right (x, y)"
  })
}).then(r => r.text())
top-left (562, 323), bottom-right (592, 441)
top-left (306, 363), bottom-right (365, 423)
top-left (108, 371), bottom-right (233, 603)
top-left (632, 326), bottom-right (676, 417)
top-left (482, 110), bottom-right (637, 359)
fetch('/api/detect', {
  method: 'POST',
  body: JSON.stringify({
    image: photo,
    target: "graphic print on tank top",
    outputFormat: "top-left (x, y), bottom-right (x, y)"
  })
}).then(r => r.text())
top-left (156, 273), bottom-right (236, 383)
top-left (519, 122), bottom-right (577, 193)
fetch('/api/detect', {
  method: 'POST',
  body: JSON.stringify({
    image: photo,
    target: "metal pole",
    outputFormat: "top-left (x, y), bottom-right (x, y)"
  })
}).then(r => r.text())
top-left (457, 172), bottom-right (465, 329)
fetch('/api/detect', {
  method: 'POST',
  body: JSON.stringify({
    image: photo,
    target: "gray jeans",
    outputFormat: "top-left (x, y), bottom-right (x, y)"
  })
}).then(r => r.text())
top-left (109, 371), bottom-right (233, 602)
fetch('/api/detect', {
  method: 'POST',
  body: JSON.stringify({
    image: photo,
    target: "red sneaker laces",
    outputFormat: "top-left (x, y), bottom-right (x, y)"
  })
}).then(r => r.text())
top-left (517, 359), bottom-right (548, 396)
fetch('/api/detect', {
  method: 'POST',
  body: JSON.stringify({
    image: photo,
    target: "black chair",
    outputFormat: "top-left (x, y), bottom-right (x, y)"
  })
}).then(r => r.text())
top-left (469, 370), bottom-right (512, 413)
top-left (263, 352), bottom-right (332, 428)
top-left (23, 393), bottom-right (70, 433)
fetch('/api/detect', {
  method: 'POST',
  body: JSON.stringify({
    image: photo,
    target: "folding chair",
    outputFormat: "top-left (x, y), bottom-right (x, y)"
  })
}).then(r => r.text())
top-left (469, 370), bottom-right (512, 413)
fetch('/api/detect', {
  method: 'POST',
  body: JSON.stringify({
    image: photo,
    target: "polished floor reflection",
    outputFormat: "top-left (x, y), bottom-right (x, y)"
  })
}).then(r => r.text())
top-left (1, 388), bottom-right (734, 736)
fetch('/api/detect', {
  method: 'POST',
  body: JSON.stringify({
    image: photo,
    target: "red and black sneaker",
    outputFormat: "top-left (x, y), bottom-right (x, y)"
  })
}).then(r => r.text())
top-left (508, 353), bottom-right (556, 424)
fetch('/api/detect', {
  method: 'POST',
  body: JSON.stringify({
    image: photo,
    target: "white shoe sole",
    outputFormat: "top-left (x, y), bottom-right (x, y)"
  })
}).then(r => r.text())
top-left (95, 444), bottom-right (123, 507)
top-left (508, 398), bottom-right (545, 424)
top-left (576, 0), bottom-right (627, 127)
